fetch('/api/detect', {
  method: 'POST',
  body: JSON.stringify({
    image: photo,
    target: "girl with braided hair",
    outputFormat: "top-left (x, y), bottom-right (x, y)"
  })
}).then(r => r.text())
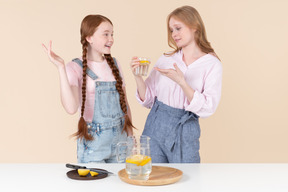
top-left (43, 15), bottom-right (134, 163)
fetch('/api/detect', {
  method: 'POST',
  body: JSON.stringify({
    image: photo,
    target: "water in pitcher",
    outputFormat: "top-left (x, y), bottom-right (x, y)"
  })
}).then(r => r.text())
top-left (117, 135), bottom-right (152, 180)
top-left (125, 154), bottom-right (152, 180)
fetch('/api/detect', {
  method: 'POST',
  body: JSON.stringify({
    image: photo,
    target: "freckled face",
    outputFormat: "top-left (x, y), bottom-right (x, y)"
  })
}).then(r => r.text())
top-left (86, 21), bottom-right (114, 55)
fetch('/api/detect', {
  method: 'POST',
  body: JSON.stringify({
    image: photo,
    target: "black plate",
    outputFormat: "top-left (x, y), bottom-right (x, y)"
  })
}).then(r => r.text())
top-left (66, 168), bottom-right (108, 180)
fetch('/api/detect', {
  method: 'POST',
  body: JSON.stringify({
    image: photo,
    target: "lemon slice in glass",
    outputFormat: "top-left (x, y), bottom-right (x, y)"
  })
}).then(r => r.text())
top-left (126, 155), bottom-right (151, 166)
top-left (138, 156), bottom-right (151, 166)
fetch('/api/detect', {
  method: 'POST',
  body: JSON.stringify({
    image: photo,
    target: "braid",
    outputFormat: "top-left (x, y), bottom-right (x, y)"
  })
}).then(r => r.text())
top-left (72, 14), bottom-right (119, 140)
top-left (72, 41), bottom-right (93, 141)
top-left (81, 43), bottom-right (88, 117)
top-left (104, 54), bottom-right (135, 134)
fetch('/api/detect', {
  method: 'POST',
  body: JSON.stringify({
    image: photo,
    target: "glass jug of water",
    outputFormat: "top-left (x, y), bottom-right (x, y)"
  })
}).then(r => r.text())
top-left (117, 135), bottom-right (152, 180)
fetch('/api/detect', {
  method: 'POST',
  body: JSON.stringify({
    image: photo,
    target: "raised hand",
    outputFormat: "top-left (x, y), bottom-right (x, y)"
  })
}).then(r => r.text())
top-left (42, 40), bottom-right (65, 69)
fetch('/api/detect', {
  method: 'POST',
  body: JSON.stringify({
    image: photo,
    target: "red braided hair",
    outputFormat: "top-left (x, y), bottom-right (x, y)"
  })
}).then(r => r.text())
top-left (72, 15), bottom-right (134, 140)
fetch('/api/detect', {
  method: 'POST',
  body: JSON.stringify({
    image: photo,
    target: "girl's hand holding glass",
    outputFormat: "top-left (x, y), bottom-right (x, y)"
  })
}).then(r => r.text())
top-left (131, 57), bottom-right (151, 76)
top-left (130, 57), bottom-right (140, 76)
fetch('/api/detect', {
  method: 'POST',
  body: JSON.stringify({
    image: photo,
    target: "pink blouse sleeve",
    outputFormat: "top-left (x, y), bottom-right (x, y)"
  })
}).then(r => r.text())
top-left (185, 61), bottom-right (223, 118)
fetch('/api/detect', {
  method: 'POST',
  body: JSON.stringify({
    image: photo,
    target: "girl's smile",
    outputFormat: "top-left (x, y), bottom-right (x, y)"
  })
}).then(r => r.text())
top-left (86, 21), bottom-right (114, 56)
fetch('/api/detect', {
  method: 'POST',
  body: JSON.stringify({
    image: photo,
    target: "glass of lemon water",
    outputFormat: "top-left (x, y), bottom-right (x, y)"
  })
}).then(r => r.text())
top-left (117, 135), bottom-right (152, 180)
top-left (135, 57), bottom-right (151, 76)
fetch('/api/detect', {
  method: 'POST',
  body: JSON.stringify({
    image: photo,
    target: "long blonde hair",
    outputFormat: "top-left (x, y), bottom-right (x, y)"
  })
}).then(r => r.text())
top-left (166, 6), bottom-right (219, 59)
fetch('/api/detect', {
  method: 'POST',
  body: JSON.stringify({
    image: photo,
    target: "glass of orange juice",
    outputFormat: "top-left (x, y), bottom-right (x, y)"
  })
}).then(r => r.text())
top-left (135, 57), bottom-right (151, 76)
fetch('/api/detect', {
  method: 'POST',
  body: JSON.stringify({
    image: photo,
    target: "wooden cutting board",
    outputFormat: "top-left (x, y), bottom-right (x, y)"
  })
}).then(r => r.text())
top-left (118, 166), bottom-right (183, 186)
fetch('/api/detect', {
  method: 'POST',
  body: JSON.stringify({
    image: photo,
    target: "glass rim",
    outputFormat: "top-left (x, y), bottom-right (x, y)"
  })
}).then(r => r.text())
top-left (127, 135), bottom-right (150, 140)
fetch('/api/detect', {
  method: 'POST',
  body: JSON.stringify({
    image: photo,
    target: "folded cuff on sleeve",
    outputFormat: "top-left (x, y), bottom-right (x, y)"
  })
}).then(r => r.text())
top-left (185, 90), bottom-right (205, 114)
top-left (135, 88), bottom-right (153, 109)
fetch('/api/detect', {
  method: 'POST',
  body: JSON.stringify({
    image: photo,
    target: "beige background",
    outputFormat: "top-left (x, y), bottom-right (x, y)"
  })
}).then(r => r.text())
top-left (1, 0), bottom-right (287, 163)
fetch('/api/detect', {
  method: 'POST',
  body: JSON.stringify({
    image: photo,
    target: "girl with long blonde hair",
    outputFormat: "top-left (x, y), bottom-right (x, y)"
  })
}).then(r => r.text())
top-left (131, 6), bottom-right (222, 163)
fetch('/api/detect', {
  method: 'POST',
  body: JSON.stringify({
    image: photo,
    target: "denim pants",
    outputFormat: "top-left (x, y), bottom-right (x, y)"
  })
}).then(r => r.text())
top-left (143, 98), bottom-right (201, 163)
top-left (73, 58), bottom-right (127, 163)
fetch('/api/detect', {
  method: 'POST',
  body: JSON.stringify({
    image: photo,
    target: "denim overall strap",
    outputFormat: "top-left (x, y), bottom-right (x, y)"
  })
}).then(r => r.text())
top-left (164, 111), bottom-right (199, 162)
top-left (72, 58), bottom-right (98, 80)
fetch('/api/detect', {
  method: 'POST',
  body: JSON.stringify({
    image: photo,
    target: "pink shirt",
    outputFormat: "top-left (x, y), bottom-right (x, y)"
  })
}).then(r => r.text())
top-left (66, 58), bottom-right (125, 122)
top-left (136, 51), bottom-right (222, 118)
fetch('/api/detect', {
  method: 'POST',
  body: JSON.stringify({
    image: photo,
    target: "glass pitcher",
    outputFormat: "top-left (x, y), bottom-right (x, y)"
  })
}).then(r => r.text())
top-left (117, 135), bottom-right (152, 180)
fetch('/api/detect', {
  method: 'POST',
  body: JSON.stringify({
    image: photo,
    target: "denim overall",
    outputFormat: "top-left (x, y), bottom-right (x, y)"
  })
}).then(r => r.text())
top-left (143, 98), bottom-right (200, 163)
top-left (72, 58), bottom-right (127, 163)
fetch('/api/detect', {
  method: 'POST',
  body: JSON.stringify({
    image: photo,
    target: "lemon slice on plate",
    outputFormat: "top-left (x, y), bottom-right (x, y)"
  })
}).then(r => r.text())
top-left (90, 171), bottom-right (99, 177)
top-left (78, 169), bottom-right (90, 176)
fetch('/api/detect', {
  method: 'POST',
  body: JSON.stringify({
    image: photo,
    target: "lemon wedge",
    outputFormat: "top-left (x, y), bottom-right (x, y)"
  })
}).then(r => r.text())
top-left (77, 169), bottom-right (90, 176)
top-left (139, 60), bottom-right (150, 65)
top-left (138, 156), bottom-right (151, 166)
top-left (126, 155), bottom-right (151, 166)
top-left (90, 171), bottom-right (99, 177)
top-left (126, 154), bottom-right (143, 164)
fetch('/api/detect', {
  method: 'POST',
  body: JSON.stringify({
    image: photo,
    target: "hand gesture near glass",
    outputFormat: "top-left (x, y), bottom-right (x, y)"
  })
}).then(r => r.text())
top-left (155, 63), bottom-right (185, 86)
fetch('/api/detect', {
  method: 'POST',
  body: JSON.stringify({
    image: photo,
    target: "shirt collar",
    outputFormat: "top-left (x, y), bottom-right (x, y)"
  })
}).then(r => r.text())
top-left (174, 49), bottom-right (186, 67)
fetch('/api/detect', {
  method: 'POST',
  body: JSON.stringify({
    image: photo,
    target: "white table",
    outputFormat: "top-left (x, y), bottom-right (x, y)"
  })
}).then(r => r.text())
top-left (1, 163), bottom-right (288, 192)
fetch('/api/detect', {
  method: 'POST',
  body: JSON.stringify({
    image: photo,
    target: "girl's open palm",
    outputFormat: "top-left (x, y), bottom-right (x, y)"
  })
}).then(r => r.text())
top-left (155, 63), bottom-right (185, 85)
top-left (42, 41), bottom-right (65, 68)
